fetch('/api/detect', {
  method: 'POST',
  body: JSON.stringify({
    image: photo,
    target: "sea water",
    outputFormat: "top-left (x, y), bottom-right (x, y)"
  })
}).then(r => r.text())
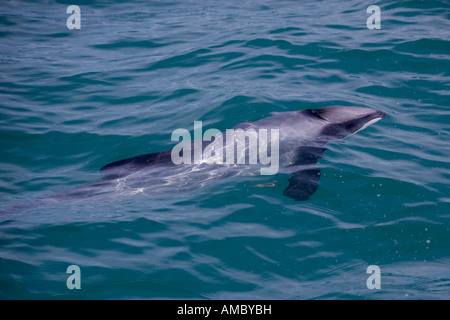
top-left (0, 0), bottom-right (449, 299)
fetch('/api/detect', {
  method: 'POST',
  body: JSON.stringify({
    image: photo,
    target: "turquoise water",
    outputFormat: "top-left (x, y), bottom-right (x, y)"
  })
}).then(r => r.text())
top-left (1, 0), bottom-right (450, 299)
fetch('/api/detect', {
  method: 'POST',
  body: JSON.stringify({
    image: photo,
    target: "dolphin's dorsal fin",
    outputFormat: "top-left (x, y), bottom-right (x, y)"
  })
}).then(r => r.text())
top-left (232, 121), bottom-right (253, 130)
top-left (100, 150), bottom-right (171, 173)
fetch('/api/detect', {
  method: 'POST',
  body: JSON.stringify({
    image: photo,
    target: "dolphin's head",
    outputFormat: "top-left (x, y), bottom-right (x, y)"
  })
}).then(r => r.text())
top-left (308, 106), bottom-right (386, 140)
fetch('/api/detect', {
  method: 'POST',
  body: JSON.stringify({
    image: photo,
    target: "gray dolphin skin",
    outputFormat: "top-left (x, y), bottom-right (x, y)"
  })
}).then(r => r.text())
top-left (94, 105), bottom-right (385, 201)
top-left (3, 106), bottom-right (385, 213)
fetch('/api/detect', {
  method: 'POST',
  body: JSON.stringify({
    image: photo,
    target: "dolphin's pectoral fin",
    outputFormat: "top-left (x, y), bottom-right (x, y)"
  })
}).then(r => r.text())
top-left (282, 146), bottom-right (326, 201)
top-left (283, 168), bottom-right (321, 201)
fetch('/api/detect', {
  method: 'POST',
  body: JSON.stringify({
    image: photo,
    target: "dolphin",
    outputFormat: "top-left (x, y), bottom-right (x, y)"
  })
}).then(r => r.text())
top-left (2, 106), bottom-right (385, 214)
top-left (94, 105), bottom-right (385, 201)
